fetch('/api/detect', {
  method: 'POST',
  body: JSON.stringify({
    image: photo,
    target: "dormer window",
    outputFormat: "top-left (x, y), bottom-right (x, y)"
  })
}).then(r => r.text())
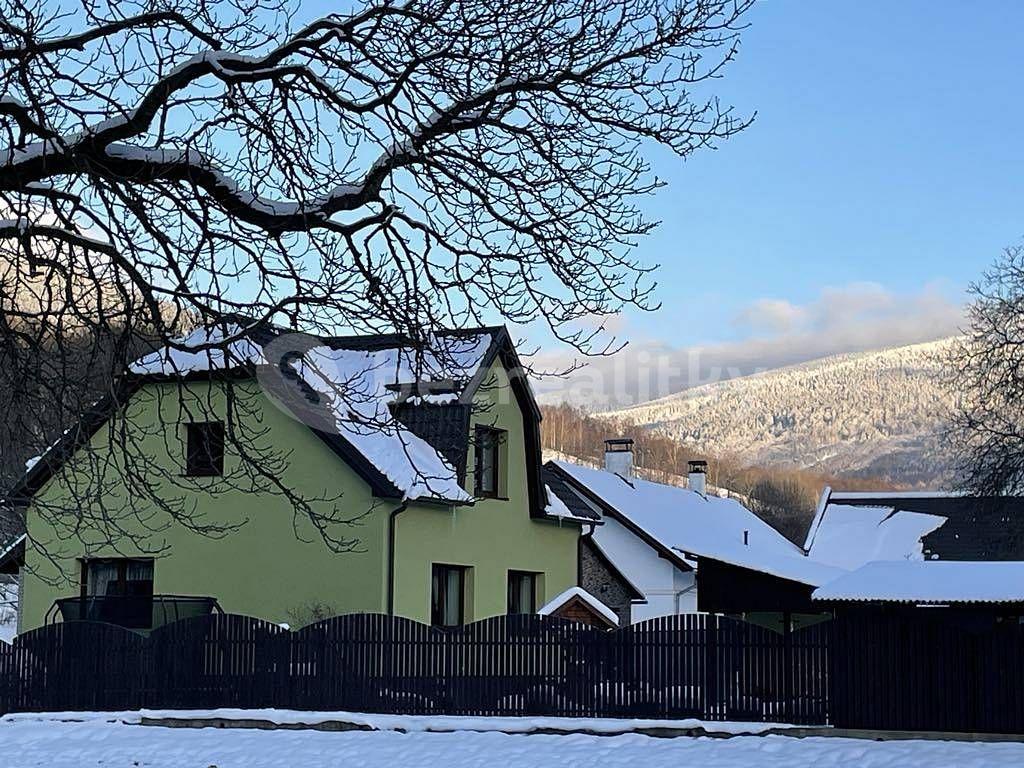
top-left (186, 421), bottom-right (225, 477)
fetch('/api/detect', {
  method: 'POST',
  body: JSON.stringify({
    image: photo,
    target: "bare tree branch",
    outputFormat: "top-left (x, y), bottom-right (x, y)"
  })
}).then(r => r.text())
top-left (946, 244), bottom-right (1024, 495)
top-left (0, 11), bottom-right (223, 59)
top-left (0, 0), bottom-right (753, 555)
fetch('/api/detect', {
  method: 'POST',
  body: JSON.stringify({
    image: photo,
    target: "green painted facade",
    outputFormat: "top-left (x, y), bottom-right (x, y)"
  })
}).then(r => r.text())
top-left (18, 360), bottom-right (580, 632)
top-left (392, 362), bottom-right (577, 621)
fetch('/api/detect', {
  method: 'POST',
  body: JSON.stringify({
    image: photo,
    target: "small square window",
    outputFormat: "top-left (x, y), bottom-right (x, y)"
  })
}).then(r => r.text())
top-left (474, 426), bottom-right (504, 498)
top-left (186, 421), bottom-right (225, 477)
top-left (507, 571), bottom-right (538, 615)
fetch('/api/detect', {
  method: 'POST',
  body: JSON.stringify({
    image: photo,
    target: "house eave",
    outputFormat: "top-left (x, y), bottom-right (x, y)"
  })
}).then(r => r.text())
top-left (544, 461), bottom-right (695, 573)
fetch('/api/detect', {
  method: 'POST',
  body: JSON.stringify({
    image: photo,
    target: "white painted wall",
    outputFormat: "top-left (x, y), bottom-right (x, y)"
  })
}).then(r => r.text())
top-left (593, 516), bottom-right (698, 623)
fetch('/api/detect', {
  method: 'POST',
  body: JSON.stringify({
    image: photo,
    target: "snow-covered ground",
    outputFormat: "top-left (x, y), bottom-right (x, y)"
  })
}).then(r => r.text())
top-left (0, 718), bottom-right (1021, 768)
top-left (0, 709), bottom-right (793, 735)
top-left (0, 708), bottom-right (790, 741)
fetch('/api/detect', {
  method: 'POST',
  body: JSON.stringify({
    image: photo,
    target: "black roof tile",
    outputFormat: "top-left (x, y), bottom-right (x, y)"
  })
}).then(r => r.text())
top-left (542, 465), bottom-right (602, 522)
top-left (391, 402), bottom-right (472, 479)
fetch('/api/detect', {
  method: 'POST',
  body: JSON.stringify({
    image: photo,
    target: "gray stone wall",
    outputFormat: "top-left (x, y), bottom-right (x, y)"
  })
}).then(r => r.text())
top-left (579, 537), bottom-right (634, 626)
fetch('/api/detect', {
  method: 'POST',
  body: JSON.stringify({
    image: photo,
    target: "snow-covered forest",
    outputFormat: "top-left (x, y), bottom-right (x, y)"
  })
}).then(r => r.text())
top-left (603, 339), bottom-right (955, 486)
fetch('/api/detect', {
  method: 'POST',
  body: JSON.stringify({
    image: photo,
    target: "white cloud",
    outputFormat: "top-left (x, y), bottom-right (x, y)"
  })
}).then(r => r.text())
top-left (531, 282), bottom-right (965, 408)
top-left (734, 298), bottom-right (806, 334)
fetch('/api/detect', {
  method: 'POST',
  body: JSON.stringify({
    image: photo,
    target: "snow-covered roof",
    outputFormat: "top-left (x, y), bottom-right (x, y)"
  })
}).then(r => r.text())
top-left (827, 490), bottom-right (965, 500)
top-left (681, 543), bottom-right (845, 587)
top-left (803, 486), bottom-right (958, 551)
top-left (0, 533), bottom-right (25, 572)
top-left (835, 491), bottom-right (1024, 562)
top-left (130, 323), bottom-right (499, 504)
top-left (540, 466), bottom-right (601, 523)
top-left (553, 461), bottom-right (843, 587)
top-left (0, 533), bottom-right (25, 563)
top-left (130, 324), bottom-right (267, 375)
top-left (538, 586), bottom-right (619, 626)
top-left (130, 323), bottom-right (492, 386)
top-left (290, 345), bottom-right (478, 502)
top-left (806, 504), bottom-right (947, 571)
top-left (812, 561), bottom-right (1024, 604)
top-left (543, 484), bottom-right (597, 523)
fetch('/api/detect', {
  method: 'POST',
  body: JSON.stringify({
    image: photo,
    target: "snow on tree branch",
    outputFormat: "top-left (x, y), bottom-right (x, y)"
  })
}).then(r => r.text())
top-left (0, 0), bottom-right (752, 552)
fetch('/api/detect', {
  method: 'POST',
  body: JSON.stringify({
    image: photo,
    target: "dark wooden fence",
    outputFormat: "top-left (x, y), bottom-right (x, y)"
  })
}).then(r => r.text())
top-left (831, 613), bottom-right (1024, 734)
top-left (8, 611), bottom-right (1021, 732)
top-left (0, 612), bottom-right (830, 724)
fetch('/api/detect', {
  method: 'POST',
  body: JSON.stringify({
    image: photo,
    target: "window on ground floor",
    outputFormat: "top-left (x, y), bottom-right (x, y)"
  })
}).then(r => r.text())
top-left (79, 558), bottom-right (155, 628)
top-left (431, 564), bottom-right (468, 627)
top-left (82, 558), bottom-right (154, 598)
top-left (507, 570), bottom-right (539, 615)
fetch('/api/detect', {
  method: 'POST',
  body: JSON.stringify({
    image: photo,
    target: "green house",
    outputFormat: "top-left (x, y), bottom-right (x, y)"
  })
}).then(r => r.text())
top-left (3, 323), bottom-right (595, 633)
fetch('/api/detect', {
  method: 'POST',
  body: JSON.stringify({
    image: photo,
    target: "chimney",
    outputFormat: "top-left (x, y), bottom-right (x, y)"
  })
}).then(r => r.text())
top-left (604, 438), bottom-right (634, 477)
top-left (688, 459), bottom-right (707, 497)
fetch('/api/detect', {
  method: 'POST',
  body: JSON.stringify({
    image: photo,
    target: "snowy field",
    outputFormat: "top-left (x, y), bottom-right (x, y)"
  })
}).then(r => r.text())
top-left (1, 718), bottom-right (1023, 768)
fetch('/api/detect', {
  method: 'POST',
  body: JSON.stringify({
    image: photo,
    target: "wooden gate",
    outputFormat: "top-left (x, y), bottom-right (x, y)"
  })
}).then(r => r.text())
top-left (830, 613), bottom-right (1024, 733)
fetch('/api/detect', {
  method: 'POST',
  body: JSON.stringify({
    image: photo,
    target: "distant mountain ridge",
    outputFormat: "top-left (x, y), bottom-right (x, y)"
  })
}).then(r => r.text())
top-left (602, 338), bottom-right (957, 487)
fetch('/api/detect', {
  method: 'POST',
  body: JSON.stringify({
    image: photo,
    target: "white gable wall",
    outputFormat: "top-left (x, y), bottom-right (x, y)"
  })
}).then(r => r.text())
top-left (594, 516), bottom-right (696, 622)
top-left (673, 567), bottom-right (698, 614)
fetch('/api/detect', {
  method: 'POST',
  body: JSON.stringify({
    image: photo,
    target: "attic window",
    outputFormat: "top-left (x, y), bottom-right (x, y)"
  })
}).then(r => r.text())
top-left (186, 421), bottom-right (225, 477)
top-left (474, 426), bottom-right (505, 498)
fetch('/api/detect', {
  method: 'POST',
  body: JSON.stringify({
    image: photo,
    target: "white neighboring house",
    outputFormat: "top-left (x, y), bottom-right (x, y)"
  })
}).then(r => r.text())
top-left (544, 440), bottom-right (825, 624)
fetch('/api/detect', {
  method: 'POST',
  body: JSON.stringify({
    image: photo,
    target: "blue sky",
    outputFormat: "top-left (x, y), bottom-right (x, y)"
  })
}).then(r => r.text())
top-left (299, 1), bottom-right (1021, 396)
top-left (526, 0), bottom-right (1024, 401)
top-left (627, 0), bottom-right (1023, 348)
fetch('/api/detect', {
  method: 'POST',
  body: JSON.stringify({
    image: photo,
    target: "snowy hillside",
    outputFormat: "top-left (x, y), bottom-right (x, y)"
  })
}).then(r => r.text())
top-left (604, 339), bottom-right (956, 486)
